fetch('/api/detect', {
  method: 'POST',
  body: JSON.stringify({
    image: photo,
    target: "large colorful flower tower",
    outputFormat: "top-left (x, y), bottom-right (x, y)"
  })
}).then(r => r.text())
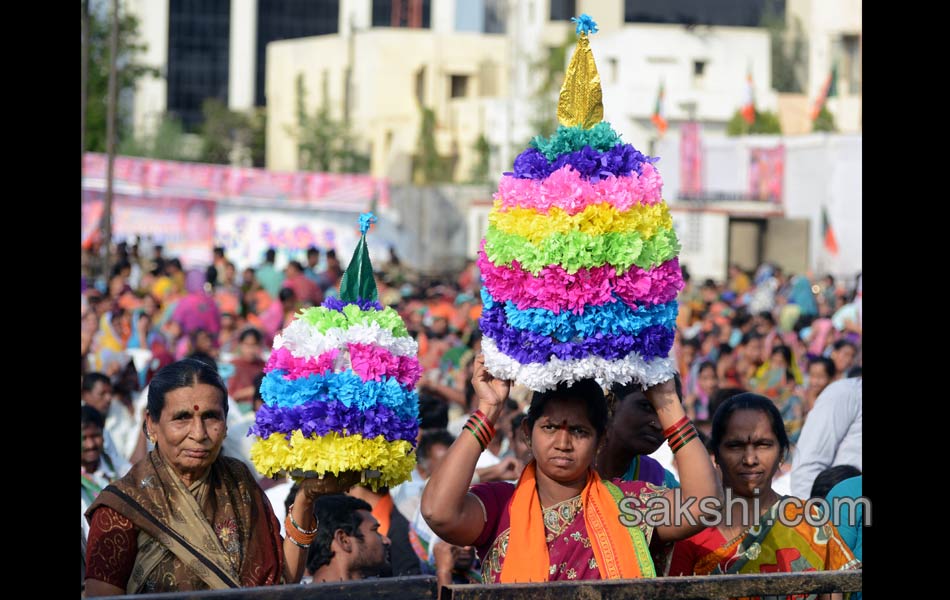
top-left (478, 15), bottom-right (684, 391)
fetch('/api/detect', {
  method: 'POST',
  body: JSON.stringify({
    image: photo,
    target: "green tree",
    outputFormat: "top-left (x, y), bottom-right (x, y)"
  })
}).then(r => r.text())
top-left (760, 3), bottom-right (807, 93)
top-left (84, 3), bottom-right (159, 153)
top-left (727, 109), bottom-right (782, 135)
top-left (527, 30), bottom-right (578, 143)
top-left (117, 113), bottom-right (200, 162)
top-left (287, 73), bottom-right (368, 173)
top-left (468, 134), bottom-right (492, 184)
top-left (812, 105), bottom-right (837, 132)
top-left (414, 106), bottom-right (452, 184)
top-left (200, 98), bottom-right (254, 164)
top-left (246, 108), bottom-right (267, 168)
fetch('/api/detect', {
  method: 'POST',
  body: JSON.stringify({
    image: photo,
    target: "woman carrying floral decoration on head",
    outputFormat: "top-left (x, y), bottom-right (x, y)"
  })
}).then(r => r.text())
top-left (421, 356), bottom-right (720, 583)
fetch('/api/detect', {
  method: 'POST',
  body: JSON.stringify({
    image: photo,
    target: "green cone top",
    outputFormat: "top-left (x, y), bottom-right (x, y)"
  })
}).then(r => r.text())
top-left (339, 212), bottom-right (379, 302)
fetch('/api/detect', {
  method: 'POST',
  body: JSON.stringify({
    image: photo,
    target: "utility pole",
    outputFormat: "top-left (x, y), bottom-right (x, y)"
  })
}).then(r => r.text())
top-left (102, 0), bottom-right (119, 276)
top-left (81, 0), bottom-right (89, 187)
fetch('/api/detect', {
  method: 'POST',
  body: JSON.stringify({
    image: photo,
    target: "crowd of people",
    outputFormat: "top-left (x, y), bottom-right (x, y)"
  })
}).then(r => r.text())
top-left (81, 240), bottom-right (863, 596)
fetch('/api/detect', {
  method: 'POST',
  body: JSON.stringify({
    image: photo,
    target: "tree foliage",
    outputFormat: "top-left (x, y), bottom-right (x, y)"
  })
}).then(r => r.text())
top-left (528, 29), bottom-right (578, 141)
top-left (760, 4), bottom-right (807, 93)
top-left (117, 114), bottom-right (200, 161)
top-left (727, 109), bottom-right (782, 136)
top-left (196, 100), bottom-right (267, 166)
top-left (83, 2), bottom-right (160, 153)
top-left (286, 73), bottom-right (369, 173)
top-left (413, 106), bottom-right (452, 184)
top-left (812, 105), bottom-right (837, 133)
top-left (468, 134), bottom-right (492, 184)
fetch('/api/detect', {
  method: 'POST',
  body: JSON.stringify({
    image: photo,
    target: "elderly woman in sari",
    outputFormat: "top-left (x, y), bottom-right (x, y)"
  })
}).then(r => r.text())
top-left (84, 359), bottom-right (351, 595)
top-left (422, 355), bottom-right (719, 583)
top-left (666, 393), bottom-right (859, 595)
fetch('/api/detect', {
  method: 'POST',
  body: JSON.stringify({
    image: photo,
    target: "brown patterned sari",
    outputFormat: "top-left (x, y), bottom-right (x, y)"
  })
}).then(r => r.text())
top-left (86, 451), bottom-right (284, 593)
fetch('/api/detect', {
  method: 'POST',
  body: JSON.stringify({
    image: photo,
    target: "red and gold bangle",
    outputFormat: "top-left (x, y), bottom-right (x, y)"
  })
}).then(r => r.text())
top-left (662, 416), bottom-right (690, 438)
top-left (287, 504), bottom-right (319, 534)
top-left (285, 513), bottom-right (317, 546)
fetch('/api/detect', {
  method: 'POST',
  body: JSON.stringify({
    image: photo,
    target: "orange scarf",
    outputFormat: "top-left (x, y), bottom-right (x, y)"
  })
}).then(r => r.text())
top-left (371, 492), bottom-right (394, 537)
top-left (499, 462), bottom-right (644, 582)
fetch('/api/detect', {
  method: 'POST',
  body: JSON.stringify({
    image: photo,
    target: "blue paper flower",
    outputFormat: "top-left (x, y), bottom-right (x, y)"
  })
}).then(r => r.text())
top-left (571, 14), bottom-right (598, 36)
top-left (359, 212), bottom-right (377, 235)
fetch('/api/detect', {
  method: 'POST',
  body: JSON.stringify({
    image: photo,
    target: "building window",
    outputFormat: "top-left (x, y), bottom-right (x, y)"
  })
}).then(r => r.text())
top-left (625, 0), bottom-right (781, 26)
top-left (483, 0), bottom-right (506, 33)
top-left (450, 75), bottom-right (469, 98)
top-left (550, 0), bottom-right (576, 21)
top-left (693, 60), bottom-right (707, 88)
top-left (607, 57), bottom-right (619, 84)
top-left (255, 0), bottom-right (339, 108)
top-left (166, 0), bottom-right (231, 132)
top-left (372, 0), bottom-right (432, 28)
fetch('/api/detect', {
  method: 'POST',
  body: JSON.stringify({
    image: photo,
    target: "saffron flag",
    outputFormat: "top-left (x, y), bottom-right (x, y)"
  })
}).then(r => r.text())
top-left (822, 206), bottom-right (839, 255)
top-left (810, 64), bottom-right (839, 121)
top-left (741, 69), bottom-right (756, 125)
top-left (651, 81), bottom-right (668, 136)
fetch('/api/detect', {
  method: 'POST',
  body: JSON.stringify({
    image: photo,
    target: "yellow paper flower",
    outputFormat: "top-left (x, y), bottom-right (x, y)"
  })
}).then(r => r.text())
top-left (250, 431), bottom-right (416, 491)
top-left (490, 203), bottom-right (671, 244)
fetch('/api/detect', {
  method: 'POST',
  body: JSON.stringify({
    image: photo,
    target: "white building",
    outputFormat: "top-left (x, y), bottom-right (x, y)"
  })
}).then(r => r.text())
top-left (657, 132), bottom-right (861, 281)
top-left (785, 0), bottom-right (862, 133)
top-left (265, 27), bottom-right (509, 182)
top-left (592, 24), bottom-right (777, 155)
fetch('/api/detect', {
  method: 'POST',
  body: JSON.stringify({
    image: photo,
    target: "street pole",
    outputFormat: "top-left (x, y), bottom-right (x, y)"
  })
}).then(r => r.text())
top-left (102, 0), bottom-right (119, 277)
top-left (81, 0), bottom-right (89, 185)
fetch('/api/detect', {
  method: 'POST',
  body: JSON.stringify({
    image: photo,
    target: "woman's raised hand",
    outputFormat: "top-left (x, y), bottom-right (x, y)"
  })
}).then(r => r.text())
top-left (471, 354), bottom-right (511, 424)
top-left (644, 377), bottom-right (680, 412)
top-left (297, 470), bottom-right (363, 503)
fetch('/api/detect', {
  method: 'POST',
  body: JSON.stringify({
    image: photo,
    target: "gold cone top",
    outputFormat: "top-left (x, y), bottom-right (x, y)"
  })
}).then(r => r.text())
top-left (557, 15), bottom-right (603, 129)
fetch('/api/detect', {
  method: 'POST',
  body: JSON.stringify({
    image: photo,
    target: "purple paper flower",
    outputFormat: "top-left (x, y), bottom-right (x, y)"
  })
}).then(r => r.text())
top-left (508, 144), bottom-right (658, 182)
top-left (480, 315), bottom-right (674, 364)
top-left (508, 148), bottom-right (554, 179)
top-left (322, 297), bottom-right (385, 312)
top-left (250, 399), bottom-right (419, 444)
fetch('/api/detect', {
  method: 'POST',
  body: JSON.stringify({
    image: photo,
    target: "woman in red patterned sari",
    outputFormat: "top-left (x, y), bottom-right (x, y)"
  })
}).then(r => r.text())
top-left (421, 355), bottom-right (720, 583)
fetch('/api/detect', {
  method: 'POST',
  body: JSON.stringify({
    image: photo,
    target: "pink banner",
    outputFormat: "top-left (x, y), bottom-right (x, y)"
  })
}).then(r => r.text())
top-left (81, 190), bottom-right (215, 267)
top-left (748, 146), bottom-right (785, 204)
top-left (679, 122), bottom-right (703, 196)
top-left (81, 153), bottom-right (388, 211)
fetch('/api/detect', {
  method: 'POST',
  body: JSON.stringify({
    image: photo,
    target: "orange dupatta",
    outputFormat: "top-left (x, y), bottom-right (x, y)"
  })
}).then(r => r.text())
top-left (371, 492), bottom-right (394, 536)
top-left (499, 462), bottom-right (645, 582)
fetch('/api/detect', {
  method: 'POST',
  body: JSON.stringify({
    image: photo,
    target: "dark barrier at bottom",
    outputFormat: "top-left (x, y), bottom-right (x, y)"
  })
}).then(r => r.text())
top-left (94, 570), bottom-right (861, 600)
top-left (443, 570), bottom-right (862, 600)
top-left (102, 575), bottom-right (439, 600)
